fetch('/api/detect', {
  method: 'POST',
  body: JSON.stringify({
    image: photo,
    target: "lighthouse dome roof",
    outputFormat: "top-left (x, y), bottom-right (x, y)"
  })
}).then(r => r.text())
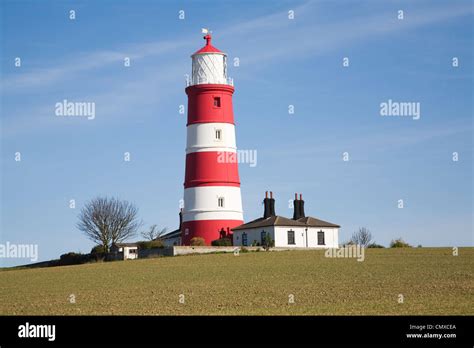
top-left (192, 33), bottom-right (225, 56)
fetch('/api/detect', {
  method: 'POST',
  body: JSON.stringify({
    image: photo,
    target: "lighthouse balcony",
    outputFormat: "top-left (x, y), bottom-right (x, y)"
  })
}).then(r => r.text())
top-left (186, 76), bottom-right (234, 87)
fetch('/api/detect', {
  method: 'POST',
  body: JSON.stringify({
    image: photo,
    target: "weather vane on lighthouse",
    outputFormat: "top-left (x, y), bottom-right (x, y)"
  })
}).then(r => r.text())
top-left (201, 28), bottom-right (213, 46)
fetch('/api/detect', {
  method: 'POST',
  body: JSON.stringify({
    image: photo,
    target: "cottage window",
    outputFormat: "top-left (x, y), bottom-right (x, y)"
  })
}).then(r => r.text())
top-left (287, 230), bottom-right (295, 245)
top-left (318, 231), bottom-right (325, 245)
top-left (242, 233), bottom-right (248, 246)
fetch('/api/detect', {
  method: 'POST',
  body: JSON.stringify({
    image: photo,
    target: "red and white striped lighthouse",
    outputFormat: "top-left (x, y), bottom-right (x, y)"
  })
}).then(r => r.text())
top-left (181, 30), bottom-right (244, 245)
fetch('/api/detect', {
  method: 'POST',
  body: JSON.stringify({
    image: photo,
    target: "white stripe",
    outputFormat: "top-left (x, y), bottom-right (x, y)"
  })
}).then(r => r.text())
top-left (183, 186), bottom-right (243, 222)
top-left (186, 122), bottom-right (236, 154)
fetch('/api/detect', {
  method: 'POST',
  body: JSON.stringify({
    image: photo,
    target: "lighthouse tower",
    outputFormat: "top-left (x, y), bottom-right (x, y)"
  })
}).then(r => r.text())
top-left (181, 31), bottom-right (244, 245)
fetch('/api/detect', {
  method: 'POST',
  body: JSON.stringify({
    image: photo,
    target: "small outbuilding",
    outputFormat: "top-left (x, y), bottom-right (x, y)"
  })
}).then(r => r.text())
top-left (110, 243), bottom-right (139, 260)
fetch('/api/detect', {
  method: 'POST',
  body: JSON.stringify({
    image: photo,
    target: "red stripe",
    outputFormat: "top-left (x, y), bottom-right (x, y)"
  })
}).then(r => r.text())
top-left (186, 84), bottom-right (235, 125)
top-left (182, 219), bottom-right (243, 245)
top-left (184, 151), bottom-right (240, 188)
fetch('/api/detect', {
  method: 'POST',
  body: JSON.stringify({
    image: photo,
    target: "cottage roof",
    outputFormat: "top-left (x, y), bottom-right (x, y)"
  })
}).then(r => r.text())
top-left (232, 215), bottom-right (340, 231)
top-left (297, 216), bottom-right (340, 228)
top-left (231, 215), bottom-right (307, 231)
top-left (158, 229), bottom-right (181, 239)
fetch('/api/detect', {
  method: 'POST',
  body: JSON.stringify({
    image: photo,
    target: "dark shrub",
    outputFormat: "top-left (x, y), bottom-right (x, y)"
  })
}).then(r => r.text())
top-left (240, 247), bottom-right (249, 253)
top-left (263, 233), bottom-right (274, 251)
top-left (367, 243), bottom-right (385, 248)
top-left (90, 245), bottom-right (106, 261)
top-left (137, 240), bottom-right (164, 250)
top-left (390, 238), bottom-right (412, 248)
top-left (59, 252), bottom-right (87, 266)
top-left (211, 238), bottom-right (232, 246)
top-left (91, 245), bottom-right (106, 254)
top-left (190, 237), bottom-right (206, 246)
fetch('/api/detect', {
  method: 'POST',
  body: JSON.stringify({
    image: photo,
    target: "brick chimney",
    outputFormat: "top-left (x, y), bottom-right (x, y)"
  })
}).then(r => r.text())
top-left (299, 193), bottom-right (305, 218)
top-left (269, 191), bottom-right (276, 216)
top-left (263, 191), bottom-right (271, 218)
top-left (292, 193), bottom-right (300, 220)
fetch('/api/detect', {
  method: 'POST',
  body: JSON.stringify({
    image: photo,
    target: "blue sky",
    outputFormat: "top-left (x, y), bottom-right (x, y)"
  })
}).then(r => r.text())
top-left (1, 0), bottom-right (472, 266)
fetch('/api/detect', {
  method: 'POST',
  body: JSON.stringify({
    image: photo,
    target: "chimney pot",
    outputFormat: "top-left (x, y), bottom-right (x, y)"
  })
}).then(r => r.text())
top-left (265, 191), bottom-right (268, 198)
top-left (270, 191), bottom-right (273, 199)
top-left (300, 193), bottom-right (302, 200)
top-left (295, 193), bottom-right (298, 200)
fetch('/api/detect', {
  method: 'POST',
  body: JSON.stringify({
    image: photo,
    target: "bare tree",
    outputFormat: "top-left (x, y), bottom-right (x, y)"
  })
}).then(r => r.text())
top-left (141, 224), bottom-right (167, 241)
top-left (77, 197), bottom-right (142, 253)
top-left (350, 227), bottom-right (373, 247)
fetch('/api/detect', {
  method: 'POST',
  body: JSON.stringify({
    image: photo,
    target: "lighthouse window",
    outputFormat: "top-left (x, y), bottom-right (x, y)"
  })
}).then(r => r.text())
top-left (218, 197), bottom-right (225, 208)
top-left (215, 129), bottom-right (222, 141)
top-left (213, 97), bottom-right (221, 107)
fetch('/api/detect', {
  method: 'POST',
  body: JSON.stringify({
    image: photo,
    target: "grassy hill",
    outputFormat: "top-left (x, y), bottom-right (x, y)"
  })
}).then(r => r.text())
top-left (0, 248), bottom-right (472, 315)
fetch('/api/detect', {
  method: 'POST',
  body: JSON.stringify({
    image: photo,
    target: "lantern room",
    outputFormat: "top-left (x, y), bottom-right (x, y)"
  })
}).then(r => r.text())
top-left (188, 31), bottom-right (232, 86)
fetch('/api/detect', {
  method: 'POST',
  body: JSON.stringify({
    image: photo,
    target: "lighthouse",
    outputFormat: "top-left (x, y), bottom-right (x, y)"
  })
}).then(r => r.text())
top-left (181, 30), bottom-right (244, 245)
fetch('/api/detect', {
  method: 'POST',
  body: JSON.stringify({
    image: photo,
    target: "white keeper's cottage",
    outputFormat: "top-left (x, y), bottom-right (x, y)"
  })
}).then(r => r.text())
top-left (232, 192), bottom-right (339, 248)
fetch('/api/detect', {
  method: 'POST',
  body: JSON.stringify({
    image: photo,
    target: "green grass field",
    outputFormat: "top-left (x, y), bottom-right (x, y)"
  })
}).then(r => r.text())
top-left (0, 248), bottom-right (472, 315)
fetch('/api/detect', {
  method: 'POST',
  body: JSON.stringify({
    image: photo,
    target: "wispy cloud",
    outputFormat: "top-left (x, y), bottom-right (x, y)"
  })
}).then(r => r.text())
top-left (4, 1), bottom-right (471, 92)
top-left (1, 40), bottom-right (190, 92)
top-left (224, 2), bottom-right (473, 65)
top-left (2, 1), bottom-right (472, 137)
